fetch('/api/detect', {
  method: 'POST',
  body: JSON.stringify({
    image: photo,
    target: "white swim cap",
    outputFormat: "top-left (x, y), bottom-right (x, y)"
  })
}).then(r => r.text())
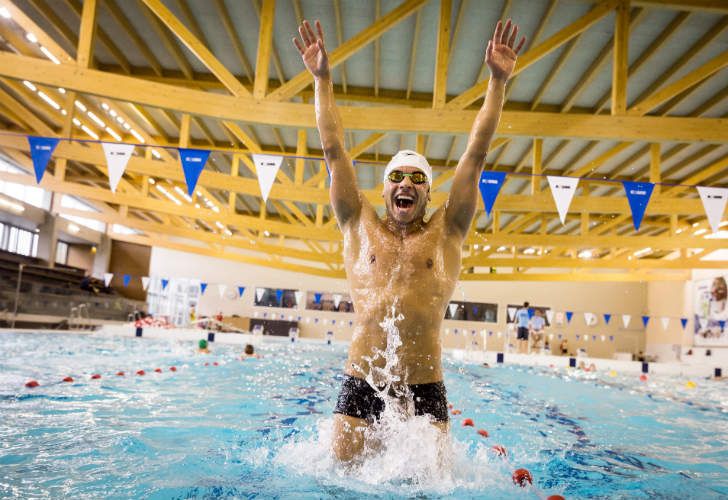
top-left (383, 150), bottom-right (432, 185)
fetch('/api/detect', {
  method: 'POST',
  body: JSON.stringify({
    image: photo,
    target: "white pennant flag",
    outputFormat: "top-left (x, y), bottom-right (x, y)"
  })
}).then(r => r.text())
top-left (507, 306), bottom-right (517, 321)
top-left (218, 284), bottom-right (227, 299)
top-left (622, 314), bottom-right (631, 329)
top-left (449, 303), bottom-right (458, 317)
top-left (141, 276), bottom-right (150, 290)
top-left (661, 317), bottom-right (670, 331)
top-left (255, 288), bottom-right (265, 301)
top-left (333, 294), bottom-right (342, 308)
top-left (101, 143), bottom-right (135, 193)
top-left (103, 273), bottom-right (113, 287)
top-left (546, 309), bottom-right (555, 324)
top-left (547, 176), bottom-right (580, 225)
top-left (253, 154), bottom-right (284, 203)
top-left (584, 312), bottom-right (597, 326)
top-left (699, 317), bottom-right (708, 330)
top-left (696, 186), bottom-right (728, 233)
top-left (294, 290), bottom-right (303, 307)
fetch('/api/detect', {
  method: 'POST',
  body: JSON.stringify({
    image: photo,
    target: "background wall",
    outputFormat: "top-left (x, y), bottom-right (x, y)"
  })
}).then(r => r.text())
top-left (149, 247), bottom-right (653, 358)
top-left (109, 240), bottom-right (151, 301)
top-left (66, 243), bottom-right (94, 272)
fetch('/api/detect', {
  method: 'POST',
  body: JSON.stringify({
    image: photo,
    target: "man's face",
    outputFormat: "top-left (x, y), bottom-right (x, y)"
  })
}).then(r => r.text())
top-left (711, 278), bottom-right (727, 301)
top-left (383, 166), bottom-right (430, 225)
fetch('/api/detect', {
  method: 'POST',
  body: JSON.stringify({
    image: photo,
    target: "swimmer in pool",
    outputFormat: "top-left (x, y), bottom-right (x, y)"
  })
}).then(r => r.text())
top-left (293, 18), bottom-right (525, 462)
top-left (198, 339), bottom-right (210, 354)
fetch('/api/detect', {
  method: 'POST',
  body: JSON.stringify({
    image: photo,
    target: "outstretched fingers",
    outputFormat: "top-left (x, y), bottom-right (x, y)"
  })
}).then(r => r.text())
top-left (507, 25), bottom-right (518, 48)
top-left (292, 37), bottom-right (305, 54)
top-left (492, 20), bottom-right (502, 45)
top-left (499, 19), bottom-right (512, 45)
top-left (514, 35), bottom-right (526, 54)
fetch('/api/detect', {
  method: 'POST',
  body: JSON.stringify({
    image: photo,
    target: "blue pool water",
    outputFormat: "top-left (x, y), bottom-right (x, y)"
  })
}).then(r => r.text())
top-left (1, 331), bottom-right (727, 499)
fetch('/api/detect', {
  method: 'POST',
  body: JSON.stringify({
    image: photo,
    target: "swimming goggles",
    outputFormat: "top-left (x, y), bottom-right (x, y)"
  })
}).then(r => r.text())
top-left (387, 170), bottom-right (428, 184)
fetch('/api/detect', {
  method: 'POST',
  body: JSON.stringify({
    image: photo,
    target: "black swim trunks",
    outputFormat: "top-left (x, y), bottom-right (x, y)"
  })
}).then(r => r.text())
top-left (334, 375), bottom-right (449, 423)
top-left (517, 326), bottom-right (529, 340)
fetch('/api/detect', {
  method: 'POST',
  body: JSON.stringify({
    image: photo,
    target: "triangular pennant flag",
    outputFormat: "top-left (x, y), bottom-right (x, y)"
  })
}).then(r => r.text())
top-left (478, 171), bottom-right (507, 217)
top-left (507, 306), bottom-right (517, 321)
top-left (603, 313), bottom-right (612, 325)
top-left (218, 284), bottom-right (227, 299)
top-left (294, 290), bottom-right (303, 306)
top-left (200, 282), bottom-right (208, 295)
top-left (622, 181), bottom-right (655, 230)
top-left (584, 312), bottom-right (597, 326)
top-left (576, 334), bottom-right (580, 340)
top-left (122, 274), bottom-right (131, 287)
top-left (178, 148), bottom-right (211, 196)
top-left (696, 186), bottom-right (728, 233)
top-left (661, 317), bottom-right (670, 331)
top-left (333, 294), bottom-right (342, 308)
top-left (275, 289), bottom-right (283, 303)
top-left (103, 273), bottom-right (113, 287)
top-left (566, 311), bottom-right (573, 323)
top-left (252, 154), bottom-right (284, 203)
top-left (473, 306), bottom-right (479, 315)
top-left (449, 303), bottom-right (458, 317)
top-left (546, 310), bottom-right (555, 324)
top-left (699, 317), bottom-right (708, 330)
top-left (641, 315), bottom-right (650, 328)
top-left (609, 335), bottom-right (614, 342)
top-left (622, 314), bottom-right (631, 328)
top-left (141, 276), bottom-right (150, 291)
top-left (720, 320), bottom-right (726, 332)
top-left (161, 278), bottom-right (169, 290)
top-left (101, 142), bottom-right (135, 193)
top-left (547, 176), bottom-right (580, 225)
top-left (528, 308), bottom-right (535, 319)
top-left (255, 288), bottom-right (265, 301)
top-left (27, 136), bottom-right (59, 183)
top-left (680, 317), bottom-right (688, 330)
top-left (237, 286), bottom-right (245, 298)
top-left (314, 293), bottom-right (322, 304)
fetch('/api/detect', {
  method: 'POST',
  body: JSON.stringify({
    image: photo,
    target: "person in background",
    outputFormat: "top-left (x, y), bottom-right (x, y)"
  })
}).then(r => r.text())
top-left (515, 302), bottom-right (531, 354)
top-left (242, 344), bottom-right (262, 359)
top-left (529, 308), bottom-right (546, 353)
top-left (215, 311), bottom-right (224, 331)
top-left (560, 338), bottom-right (569, 356)
top-left (198, 339), bottom-right (210, 354)
top-left (189, 306), bottom-right (196, 325)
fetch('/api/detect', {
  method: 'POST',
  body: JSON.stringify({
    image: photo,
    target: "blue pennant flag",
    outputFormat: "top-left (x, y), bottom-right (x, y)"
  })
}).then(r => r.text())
top-left (314, 318), bottom-right (319, 323)
top-left (478, 171), bottom-right (507, 217)
top-left (609, 335), bottom-right (614, 342)
top-left (592, 335), bottom-right (597, 341)
top-left (122, 274), bottom-right (131, 287)
top-left (720, 320), bottom-right (726, 332)
top-left (623, 181), bottom-right (655, 230)
top-left (332, 320), bottom-right (336, 325)
top-left (528, 308), bottom-right (535, 318)
top-left (178, 148), bottom-right (211, 196)
top-left (603, 313), bottom-right (611, 325)
top-left (161, 278), bottom-right (169, 290)
top-left (557, 334), bottom-right (562, 339)
top-left (642, 315), bottom-right (650, 327)
top-left (576, 334), bottom-right (580, 340)
top-left (680, 317), bottom-right (688, 330)
top-left (314, 293), bottom-right (322, 304)
top-left (275, 289), bottom-right (283, 303)
top-left (27, 136), bottom-right (60, 183)
top-left (200, 282), bottom-right (208, 295)
top-left (237, 286), bottom-right (245, 298)
top-left (566, 311), bottom-right (573, 323)
top-left (473, 306), bottom-right (479, 315)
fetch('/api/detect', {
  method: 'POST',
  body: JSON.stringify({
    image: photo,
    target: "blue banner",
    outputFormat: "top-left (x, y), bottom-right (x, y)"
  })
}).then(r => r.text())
top-left (642, 315), bottom-right (650, 327)
top-left (275, 289), bottom-right (283, 303)
top-left (178, 148), bottom-right (211, 196)
top-left (200, 282), bottom-right (208, 295)
top-left (478, 171), bottom-right (507, 217)
top-left (122, 274), bottom-right (131, 287)
top-left (623, 181), bottom-right (655, 230)
top-left (528, 308), bottom-right (534, 318)
top-left (238, 286), bottom-right (245, 298)
top-left (680, 317), bottom-right (688, 330)
top-left (314, 293), bottom-right (322, 304)
top-left (603, 313), bottom-right (611, 325)
top-left (566, 311), bottom-right (573, 323)
top-left (27, 136), bottom-right (59, 183)
top-left (161, 279), bottom-right (169, 290)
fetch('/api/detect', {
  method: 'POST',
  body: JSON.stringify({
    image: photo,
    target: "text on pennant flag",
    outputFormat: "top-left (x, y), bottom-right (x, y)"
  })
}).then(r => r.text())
top-left (178, 148), bottom-right (211, 196)
top-left (101, 143), bottom-right (135, 193)
top-left (253, 154), bottom-right (284, 203)
top-left (696, 186), bottom-right (728, 233)
top-left (622, 181), bottom-right (655, 231)
top-left (547, 176), bottom-right (579, 225)
top-left (478, 171), bottom-right (507, 217)
top-left (27, 136), bottom-right (60, 183)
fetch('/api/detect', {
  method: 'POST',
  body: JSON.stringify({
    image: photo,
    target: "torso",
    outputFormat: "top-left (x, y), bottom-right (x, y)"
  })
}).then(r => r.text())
top-left (341, 202), bottom-right (463, 385)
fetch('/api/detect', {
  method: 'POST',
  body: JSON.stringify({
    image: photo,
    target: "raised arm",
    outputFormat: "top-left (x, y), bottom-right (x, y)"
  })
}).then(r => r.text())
top-left (444, 20), bottom-right (525, 237)
top-left (293, 20), bottom-right (363, 228)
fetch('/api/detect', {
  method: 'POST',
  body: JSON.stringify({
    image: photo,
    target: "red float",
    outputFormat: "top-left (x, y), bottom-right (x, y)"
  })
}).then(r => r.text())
top-left (169, 366), bottom-right (177, 372)
top-left (477, 429), bottom-right (489, 437)
top-left (639, 374), bottom-right (648, 382)
top-left (91, 374), bottom-right (101, 379)
top-left (213, 362), bottom-right (219, 366)
top-left (451, 409), bottom-right (462, 415)
top-left (154, 368), bottom-right (162, 373)
top-left (512, 468), bottom-right (533, 487)
top-left (136, 370), bottom-right (145, 376)
top-left (204, 362), bottom-right (210, 367)
top-left (462, 418), bottom-right (474, 427)
top-left (491, 444), bottom-right (507, 457)
top-left (547, 495), bottom-right (566, 500)
top-left (62, 376), bottom-right (74, 383)
top-left (448, 403), bottom-right (454, 409)
top-left (116, 371), bottom-right (125, 376)
top-left (25, 380), bottom-right (39, 388)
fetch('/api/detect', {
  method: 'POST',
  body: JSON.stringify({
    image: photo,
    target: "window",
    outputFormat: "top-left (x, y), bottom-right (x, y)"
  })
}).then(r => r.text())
top-left (2, 225), bottom-right (38, 257)
top-left (445, 301), bottom-right (498, 323)
top-left (254, 287), bottom-right (300, 309)
top-left (56, 241), bottom-right (69, 265)
top-left (305, 291), bottom-right (354, 312)
top-left (0, 157), bottom-right (47, 209)
top-left (59, 195), bottom-right (105, 232)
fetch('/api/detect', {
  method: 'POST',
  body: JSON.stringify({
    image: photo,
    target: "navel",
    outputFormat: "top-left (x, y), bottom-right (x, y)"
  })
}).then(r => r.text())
top-left (426, 258), bottom-right (433, 269)
top-left (370, 254), bottom-right (376, 264)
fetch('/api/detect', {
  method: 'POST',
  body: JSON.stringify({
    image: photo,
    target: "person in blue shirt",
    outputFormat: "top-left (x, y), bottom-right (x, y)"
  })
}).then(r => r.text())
top-left (529, 309), bottom-right (546, 352)
top-left (515, 302), bottom-right (531, 354)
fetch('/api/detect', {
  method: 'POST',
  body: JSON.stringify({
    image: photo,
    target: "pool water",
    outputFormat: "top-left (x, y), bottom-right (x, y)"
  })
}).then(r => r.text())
top-left (1, 331), bottom-right (727, 499)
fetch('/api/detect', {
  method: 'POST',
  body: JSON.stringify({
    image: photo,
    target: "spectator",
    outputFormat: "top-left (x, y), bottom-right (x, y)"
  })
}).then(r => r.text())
top-left (515, 302), bottom-right (530, 354)
top-left (559, 338), bottom-right (569, 356)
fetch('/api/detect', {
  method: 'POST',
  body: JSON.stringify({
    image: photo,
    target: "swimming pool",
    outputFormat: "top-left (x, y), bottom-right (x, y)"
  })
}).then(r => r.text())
top-left (1, 331), bottom-right (727, 499)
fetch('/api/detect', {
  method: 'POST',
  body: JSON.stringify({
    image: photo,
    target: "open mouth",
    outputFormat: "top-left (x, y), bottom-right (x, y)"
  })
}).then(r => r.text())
top-left (394, 194), bottom-right (415, 209)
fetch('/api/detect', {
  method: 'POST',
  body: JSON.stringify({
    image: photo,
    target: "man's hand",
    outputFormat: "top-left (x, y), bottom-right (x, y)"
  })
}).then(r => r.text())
top-left (292, 20), bottom-right (330, 79)
top-left (485, 19), bottom-right (526, 82)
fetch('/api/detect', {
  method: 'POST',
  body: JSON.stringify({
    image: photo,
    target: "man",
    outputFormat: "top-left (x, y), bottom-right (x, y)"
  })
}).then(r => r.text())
top-left (515, 301), bottom-right (531, 354)
top-left (293, 19), bottom-right (525, 462)
top-left (529, 308), bottom-right (546, 353)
